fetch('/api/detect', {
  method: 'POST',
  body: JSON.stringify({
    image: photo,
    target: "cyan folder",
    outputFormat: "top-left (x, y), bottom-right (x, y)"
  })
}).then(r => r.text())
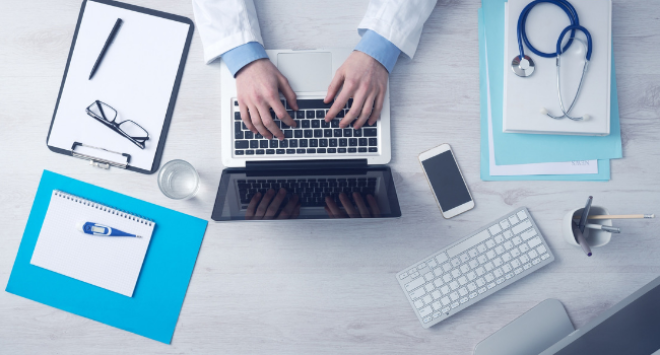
top-left (479, 8), bottom-right (610, 181)
top-left (482, 0), bottom-right (622, 165)
top-left (5, 170), bottom-right (208, 344)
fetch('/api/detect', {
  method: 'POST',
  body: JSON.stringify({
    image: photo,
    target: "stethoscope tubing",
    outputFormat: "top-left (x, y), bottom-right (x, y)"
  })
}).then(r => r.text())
top-left (517, 0), bottom-right (580, 60)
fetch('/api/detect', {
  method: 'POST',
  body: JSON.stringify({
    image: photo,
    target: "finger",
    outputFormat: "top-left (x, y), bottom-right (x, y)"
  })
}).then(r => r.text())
top-left (245, 192), bottom-right (261, 220)
top-left (265, 188), bottom-right (288, 219)
top-left (325, 196), bottom-right (345, 217)
top-left (366, 194), bottom-right (381, 217)
top-left (257, 104), bottom-right (284, 140)
top-left (353, 192), bottom-right (370, 218)
top-left (340, 91), bottom-right (367, 128)
top-left (255, 189), bottom-right (276, 217)
top-left (353, 93), bottom-right (376, 130)
top-left (269, 94), bottom-right (296, 128)
top-left (278, 75), bottom-right (298, 111)
top-left (278, 194), bottom-right (299, 219)
top-left (325, 79), bottom-right (353, 121)
top-left (239, 101), bottom-right (257, 134)
top-left (339, 192), bottom-right (359, 218)
top-left (291, 203), bottom-right (301, 219)
top-left (249, 105), bottom-right (272, 140)
top-left (324, 69), bottom-right (344, 104)
top-left (367, 91), bottom-right (385, 127)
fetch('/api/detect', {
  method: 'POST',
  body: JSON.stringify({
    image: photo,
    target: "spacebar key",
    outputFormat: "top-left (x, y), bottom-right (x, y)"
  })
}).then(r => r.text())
top-left (447, 230), bottom-right (491, 258)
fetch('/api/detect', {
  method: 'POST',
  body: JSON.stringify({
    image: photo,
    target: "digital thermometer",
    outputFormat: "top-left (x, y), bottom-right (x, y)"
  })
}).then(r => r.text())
top-left (76, 222), bottom-right (141, 238)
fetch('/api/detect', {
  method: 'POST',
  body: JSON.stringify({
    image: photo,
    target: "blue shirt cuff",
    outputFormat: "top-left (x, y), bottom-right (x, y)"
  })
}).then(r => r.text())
top-left (221, 42), bottom-right (269, 77)
top-left (354, 30), bottom-right (401, 73)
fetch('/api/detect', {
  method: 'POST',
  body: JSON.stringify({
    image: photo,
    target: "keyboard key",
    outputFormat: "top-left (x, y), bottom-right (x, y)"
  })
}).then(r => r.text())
top-left (289, 140), bottom-right (298, 148)
top-left (235, 140), bottom-right (249, 149)
top-left (338, 148), bottom-right (347, 153)
top-left (280, 140), bottom-right (289, 148)
top-left (302, 120), bottom-right (310, 128)
top-left (334, 129), bottom-right (342, 137)
top-left (304, 130), bottom-right (313, 138)
top-left (260, 140), bottom-right (268, 149)
top-left (359, 138), bottom-right (368, 146)
top-left (270, 140), bottom-right (278, 148)
top-left (234, 111), bottom-right (241, 120)
top-left (500, 220), bottom-right (511, 229)
top-left (405, 277), bottom-right (425, 291)
top-left (348, 148), bottom-right (357, 153)
top-left (508, 215), bottom-right (520, 225)
top-left (521, 229), bottom-right (537, 241)
top-left (246, 150), bottom-right (255, 155)
top-left (489, 224), bottom-right (502, 235)
top-left (448, 230), bottom-right (490, 258)
top-left (321, 120), bottom-right (330, 128)
top-left (349, 138), bottom-right (358, 146)
top-left (306, 110), bottom-right (315, 119)
top-left (250, 140), bottom-right (259, 149)
top-left (235, 130), bottom-right (243, 139)
top-left (512, 220), bottom-right (533, 235)
top-left (299, 139), bottom-right (308, 147)
top-left (307, 148), bottom-right (316, 153)
top-left (339, 138), bottom-right (347, 147)
top-left (436, 253), bottom-right (448, 264)
top-left (419, 306), bottom-right (432, 318)
top-left (358, 147), bottom-right (367, 153)
top-left (324, 129), bottom-right (333, 137)
top-left (296, 99), bottom-right (333, 109)
top-left (414, 300), bottom-right (424, 309)
top-left (286, 149), bottom-right (295, 154)
top-left (364, 128), bottom-right (377, 137)
top-left (344, 129), bottom-right (353, 137)
top-left (327, 148), bottom-right (336, 153)
top-left (266, 149), bottom-right (275, 154)
top-left (317, 148), bottom-right (327, 153)
top-left (256, 149), bottom-right (265, 155)
top-left (331, 120), bottom-right (340, 128)
top-left (312, 120), bottom-right (321, 128)
top-left (353, 129), bottom-right (362, 137)
top-left (276, 149), bottom-right (285, 154)
top-left (409, 288), bottom-right (426, 299)
top-left (309, 139), bottom-right (318, 147)
top-left (517, 210), bottom-right (528, 220)
top-left (528, 237), bottom-right (542, 249)
top-left (296, 111), bottom-right (305, 119)
top-left (235, 150), bottom-right (244, 155)
top-left (368, 138), bottom-right (378, 146)
top-left (296, 149), bottom-right (306, 154)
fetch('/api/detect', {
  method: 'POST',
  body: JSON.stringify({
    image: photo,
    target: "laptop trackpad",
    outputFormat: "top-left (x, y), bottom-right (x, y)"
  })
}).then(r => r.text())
top-left (277, 52), bottom-right (332, 92)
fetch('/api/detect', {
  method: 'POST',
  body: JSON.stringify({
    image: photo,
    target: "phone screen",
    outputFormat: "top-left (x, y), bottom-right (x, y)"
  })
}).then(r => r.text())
top-left (422, 150), bottom-right (472, 212)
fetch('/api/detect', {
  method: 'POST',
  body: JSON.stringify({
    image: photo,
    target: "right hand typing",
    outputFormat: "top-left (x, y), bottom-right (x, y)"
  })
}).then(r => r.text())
top-left (235, 59), bottom-right (299, 140)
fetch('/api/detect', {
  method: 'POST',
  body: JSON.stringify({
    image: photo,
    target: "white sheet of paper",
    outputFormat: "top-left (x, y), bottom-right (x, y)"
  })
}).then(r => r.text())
top-left (485, 33), bottom-right (598, 176)
top-left (502, 0), bottom-right (611, 135)
top-left (47, 1), bottom-right (190, 170)
top-left (30, 190), bottom-right (155, 297)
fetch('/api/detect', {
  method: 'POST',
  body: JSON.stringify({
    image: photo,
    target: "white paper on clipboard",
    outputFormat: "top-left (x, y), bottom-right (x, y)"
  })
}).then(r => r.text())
top-left (47, 0), bottom-right (190, 171)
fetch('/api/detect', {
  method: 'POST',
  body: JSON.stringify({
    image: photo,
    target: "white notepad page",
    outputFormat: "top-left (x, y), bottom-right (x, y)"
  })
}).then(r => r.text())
top-left (47, 1), bottom-right (190, 170)
top-left (31, 190), bottom-right (155, 297)
top-left (485, 32), bottom-right (598, 175)
top-left (503, 0), bottom-right (611, 136)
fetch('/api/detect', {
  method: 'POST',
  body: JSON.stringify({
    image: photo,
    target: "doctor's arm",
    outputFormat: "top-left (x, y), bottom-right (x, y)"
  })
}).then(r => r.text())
top-left (192, 0), bottom-right (297, 140)
top-left (324, 0), bottom-right (438, 129)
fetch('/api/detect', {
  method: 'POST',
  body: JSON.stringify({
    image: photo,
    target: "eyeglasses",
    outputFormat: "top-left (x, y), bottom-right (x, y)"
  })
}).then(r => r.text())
top-left (86, 100), bottom-right (149, 149)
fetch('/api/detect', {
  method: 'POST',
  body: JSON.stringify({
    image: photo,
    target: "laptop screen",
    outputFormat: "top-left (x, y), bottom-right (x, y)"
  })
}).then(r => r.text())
top-left (211, 165), bottom-right (401, 221)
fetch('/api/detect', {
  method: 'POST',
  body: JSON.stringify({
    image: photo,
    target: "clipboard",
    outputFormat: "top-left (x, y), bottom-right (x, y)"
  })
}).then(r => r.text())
top-left (46, 0), bottom-right (194, 174)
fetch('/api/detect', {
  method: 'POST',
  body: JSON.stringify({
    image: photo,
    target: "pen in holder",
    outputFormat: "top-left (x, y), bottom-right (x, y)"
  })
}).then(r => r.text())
top-left (563, 206), bottom-right (613, 249)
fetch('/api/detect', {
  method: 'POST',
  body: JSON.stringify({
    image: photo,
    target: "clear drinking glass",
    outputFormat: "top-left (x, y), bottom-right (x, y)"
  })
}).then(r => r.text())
top-left (158, 159), bottom-right (200, 200)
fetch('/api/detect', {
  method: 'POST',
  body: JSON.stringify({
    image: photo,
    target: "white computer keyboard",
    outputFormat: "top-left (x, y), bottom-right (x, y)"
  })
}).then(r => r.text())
top-left (396, 207), bottom-right (554, 328)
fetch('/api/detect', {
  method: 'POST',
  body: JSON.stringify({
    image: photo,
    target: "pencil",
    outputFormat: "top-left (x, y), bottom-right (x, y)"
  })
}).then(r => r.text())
top-left (573, 214), bottom-right (655, 220)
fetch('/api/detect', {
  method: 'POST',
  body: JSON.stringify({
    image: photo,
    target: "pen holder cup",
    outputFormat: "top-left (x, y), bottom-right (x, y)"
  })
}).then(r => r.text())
top-left (562, 206), bottom-right (613, 248)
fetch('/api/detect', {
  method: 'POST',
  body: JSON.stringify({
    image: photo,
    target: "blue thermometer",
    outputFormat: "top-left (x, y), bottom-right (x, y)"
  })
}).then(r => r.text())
top-left (77, 222), bottom-right (141, 238)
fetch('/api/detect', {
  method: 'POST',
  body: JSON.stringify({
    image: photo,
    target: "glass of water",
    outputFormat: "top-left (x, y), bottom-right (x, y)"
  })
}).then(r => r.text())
top-left (158, 159), bottom-right (200, 200)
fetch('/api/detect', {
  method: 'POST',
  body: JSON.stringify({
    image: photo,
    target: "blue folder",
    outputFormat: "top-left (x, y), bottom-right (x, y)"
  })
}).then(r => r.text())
top-left (5, 170), bottom-right (208, 344)
top-left (483, 0), bottom-right (622, 165)
top-left (479, 8), bottom-right (610, 181)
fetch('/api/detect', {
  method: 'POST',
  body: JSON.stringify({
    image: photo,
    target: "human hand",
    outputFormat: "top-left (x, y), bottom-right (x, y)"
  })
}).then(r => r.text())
top-left (324, 192), bottom-right (381, 218)
top-left (236, 59), bottom-right (299, 140)
top-left (245, 188), bottom-right (301, 220)
top-left (323, 51), bottom-right (388, 130)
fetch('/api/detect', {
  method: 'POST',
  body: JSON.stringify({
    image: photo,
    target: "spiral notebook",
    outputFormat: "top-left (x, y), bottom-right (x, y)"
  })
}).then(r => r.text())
top-left (30, 190), bottom-right (155, 297)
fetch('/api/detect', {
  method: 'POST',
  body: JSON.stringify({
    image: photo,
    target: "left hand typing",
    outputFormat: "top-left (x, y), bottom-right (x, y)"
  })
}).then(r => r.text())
top-left (323, 51), bottom-right (388, 130)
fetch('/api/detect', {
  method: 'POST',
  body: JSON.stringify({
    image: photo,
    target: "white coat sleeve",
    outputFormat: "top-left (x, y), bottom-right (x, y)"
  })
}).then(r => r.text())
top-left (358, 0), bottom-right (438, 59)
top-left (191, 0), bottom-right (264, 64)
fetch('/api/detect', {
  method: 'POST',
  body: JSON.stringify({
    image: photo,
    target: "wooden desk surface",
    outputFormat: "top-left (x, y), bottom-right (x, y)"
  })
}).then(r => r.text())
top-left (1, 0), bottom-right (659, 353)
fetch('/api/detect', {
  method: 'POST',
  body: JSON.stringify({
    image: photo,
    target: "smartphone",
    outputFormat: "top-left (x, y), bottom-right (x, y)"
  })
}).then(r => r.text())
top-left (418, 144), bottom-right (474, 218)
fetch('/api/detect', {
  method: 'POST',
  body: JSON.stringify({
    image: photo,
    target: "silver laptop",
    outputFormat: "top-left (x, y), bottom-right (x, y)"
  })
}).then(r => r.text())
top-left (220, 48), bottom-right (391, 167)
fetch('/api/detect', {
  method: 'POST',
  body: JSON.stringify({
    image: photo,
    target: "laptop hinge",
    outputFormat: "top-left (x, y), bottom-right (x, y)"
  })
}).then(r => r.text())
top-left (246, 159), bottom-right (367, 171)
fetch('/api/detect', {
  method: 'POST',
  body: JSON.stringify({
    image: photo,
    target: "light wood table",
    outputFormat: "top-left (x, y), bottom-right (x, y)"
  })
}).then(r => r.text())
top-left (1, 0), bottom-right (659, 354)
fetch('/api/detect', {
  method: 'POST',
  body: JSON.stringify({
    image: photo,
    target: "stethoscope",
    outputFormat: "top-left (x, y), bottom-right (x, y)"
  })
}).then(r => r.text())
top-left (512, 0), bottom-right (593, 121)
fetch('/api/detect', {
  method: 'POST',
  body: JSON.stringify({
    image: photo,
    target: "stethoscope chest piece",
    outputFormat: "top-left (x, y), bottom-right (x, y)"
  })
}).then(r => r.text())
top-left (511, 55), bottom-right (535, 77)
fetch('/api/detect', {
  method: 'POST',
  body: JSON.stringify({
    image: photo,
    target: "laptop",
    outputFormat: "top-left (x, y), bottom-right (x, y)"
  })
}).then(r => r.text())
top-left (212, 48), bottom-right (400, 221)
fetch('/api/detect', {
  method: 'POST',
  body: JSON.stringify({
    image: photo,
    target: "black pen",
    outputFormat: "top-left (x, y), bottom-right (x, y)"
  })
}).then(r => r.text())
top-left (89, 18), bottom-right (123, 80)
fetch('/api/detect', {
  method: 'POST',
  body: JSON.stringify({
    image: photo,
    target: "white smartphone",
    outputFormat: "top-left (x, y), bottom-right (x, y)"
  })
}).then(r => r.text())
top-left (418, 144), bottom-right (474, 218)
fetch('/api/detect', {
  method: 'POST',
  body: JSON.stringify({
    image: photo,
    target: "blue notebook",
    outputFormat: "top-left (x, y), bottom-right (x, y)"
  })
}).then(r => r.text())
top-left (479, 8), bottom-right (610, 181)
top-left (483, 0), bottom-right (622, 165)
top-left (5, 170), bottom-right (208, 344)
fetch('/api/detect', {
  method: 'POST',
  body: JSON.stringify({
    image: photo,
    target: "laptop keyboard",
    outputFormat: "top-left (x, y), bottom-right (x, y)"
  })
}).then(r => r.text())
top-left (232, 99), bottom-right (380, 157)
top-left (237, 177), bottom-right (378, 208)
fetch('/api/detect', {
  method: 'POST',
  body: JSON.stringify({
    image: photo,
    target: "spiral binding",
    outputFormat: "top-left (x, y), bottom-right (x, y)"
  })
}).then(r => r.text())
top-left (52, 190), bottom-right (154, 227)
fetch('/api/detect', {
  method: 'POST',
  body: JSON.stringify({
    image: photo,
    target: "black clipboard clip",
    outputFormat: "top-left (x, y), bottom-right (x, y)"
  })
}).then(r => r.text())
top-left (71, 142), bottom-right (131, 170)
